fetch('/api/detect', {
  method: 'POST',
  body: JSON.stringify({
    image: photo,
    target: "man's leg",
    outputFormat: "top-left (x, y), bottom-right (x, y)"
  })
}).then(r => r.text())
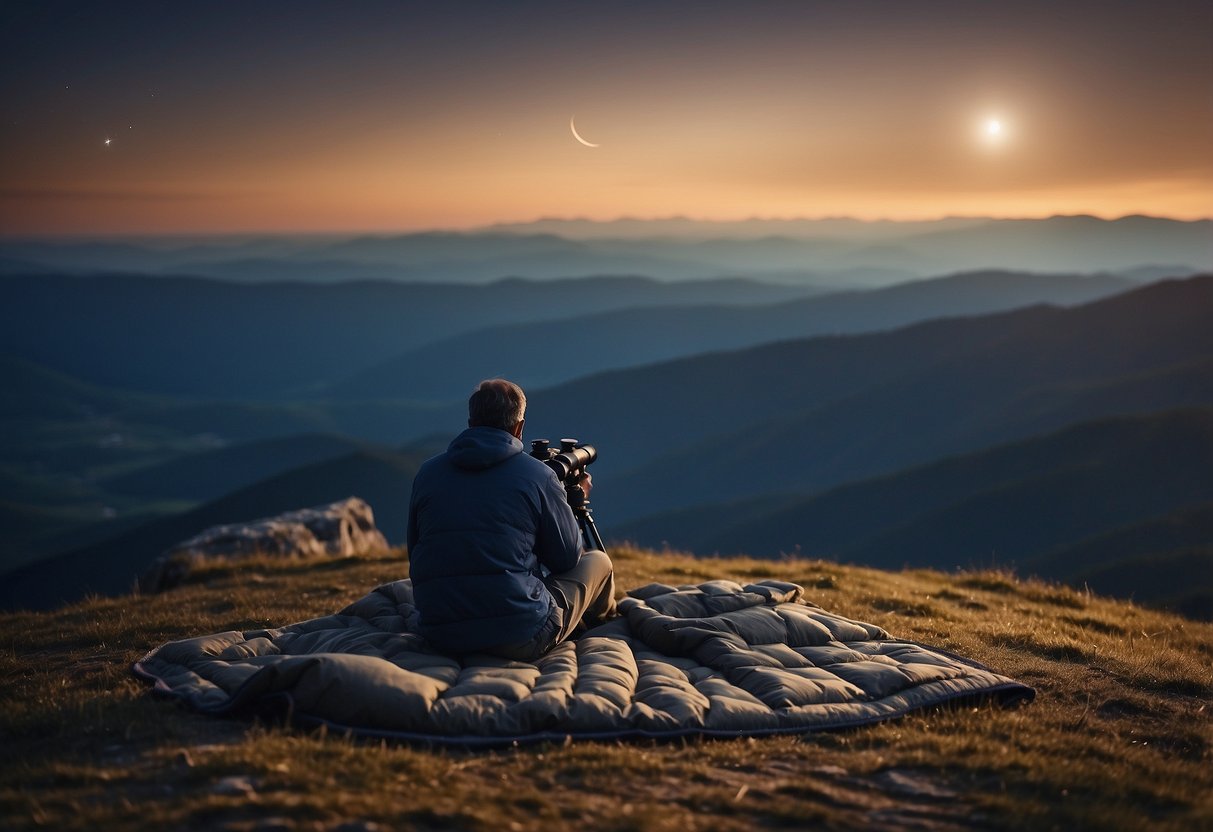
top-left (542, 550), bottom-right (616, 644)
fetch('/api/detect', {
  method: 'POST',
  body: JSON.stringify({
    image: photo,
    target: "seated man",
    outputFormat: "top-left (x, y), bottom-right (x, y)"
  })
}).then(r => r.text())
top-left (407, 378), bottom-right (616, 661)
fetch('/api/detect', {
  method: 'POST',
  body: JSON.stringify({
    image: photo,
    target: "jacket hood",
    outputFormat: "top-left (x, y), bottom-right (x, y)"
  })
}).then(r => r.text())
top-left (446, 426), bottom-right (524, 470)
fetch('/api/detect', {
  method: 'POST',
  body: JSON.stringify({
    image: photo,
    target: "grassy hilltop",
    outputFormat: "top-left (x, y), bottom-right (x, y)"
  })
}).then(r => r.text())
top-left (1, 547), bottom-right (1210, 831)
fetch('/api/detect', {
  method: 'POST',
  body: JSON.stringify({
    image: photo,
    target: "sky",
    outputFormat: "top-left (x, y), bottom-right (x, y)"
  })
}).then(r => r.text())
top-left (1, 0), bottom-right (1211, 236)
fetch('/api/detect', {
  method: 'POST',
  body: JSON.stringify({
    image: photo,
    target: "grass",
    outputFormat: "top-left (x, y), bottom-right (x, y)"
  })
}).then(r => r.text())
top-left (1, 545), bottom-right (1210, 831)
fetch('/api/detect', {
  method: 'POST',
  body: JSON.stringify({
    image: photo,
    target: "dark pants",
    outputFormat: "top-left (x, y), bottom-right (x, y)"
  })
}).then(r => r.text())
top-left (491, 550), bottom-right (616, 661)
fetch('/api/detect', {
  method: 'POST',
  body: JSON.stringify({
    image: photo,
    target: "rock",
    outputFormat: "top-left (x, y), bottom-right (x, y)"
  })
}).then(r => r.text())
top-left (140, 497), bottom-right (389, 592)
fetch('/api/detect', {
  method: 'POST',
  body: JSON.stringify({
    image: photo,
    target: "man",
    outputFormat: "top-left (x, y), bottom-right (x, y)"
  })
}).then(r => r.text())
top-left (407, 378), bottom-right (616, 660)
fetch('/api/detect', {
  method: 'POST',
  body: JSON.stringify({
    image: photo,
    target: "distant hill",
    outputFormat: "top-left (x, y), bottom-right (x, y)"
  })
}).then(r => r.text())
top-left (0, 352), bottom-right (453, 572)
top-left (3, 351), bottom-right (158, 420)
top-left (0, 448), bottom-right (424, 611)
top-left (0, 501), bottom-right (172, 573)
top-left (7, 216), bottom-right (1210, 281)
top-left (484, 215), bottom-right (995, 240)
top-left (1, 354), bottom-right (214, 568)
top-left (1, 348), bottom-right (446, 472)
top-left (1029, 501), bottom-right (1213, 579)
top-left (522, 276), bottom-right (1213, 522)
top-left (612, 409), bottom-right (1213, 619)
top-left (0, 273), bottom-right (819, 399)
top-left (891, 215), bottom-right (1213, 275)
top-left (615, 409), bottom-right (1213, 563)
top-left (1114, 264), bottom-right (1202, 283)
top-left (489, 216), bottom-right (1213, 275)
top-left (1070, 549), bottom-right (1212, 621)
top-left (0, 501), bottom-right (100, 570)
top-left (1, 348), bottom-right (450, 483)
top-left (122, 395), bottom-right (460, 446)
top-left (329, 270), bottom-right (1135, 402)
top-left (98, 433), bottom-right (370, 501)
top-left (1025, 502), bottom-right (1213, 619)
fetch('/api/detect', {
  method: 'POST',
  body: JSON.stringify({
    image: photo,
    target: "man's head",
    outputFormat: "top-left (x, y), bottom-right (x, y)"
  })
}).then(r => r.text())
top-left (468, 378), bottom-right (526, 438)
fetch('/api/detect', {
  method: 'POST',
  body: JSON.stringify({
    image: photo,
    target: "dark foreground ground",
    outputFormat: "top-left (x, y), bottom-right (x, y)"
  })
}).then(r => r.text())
top-left (1, 547), bottom-right (1210, 831)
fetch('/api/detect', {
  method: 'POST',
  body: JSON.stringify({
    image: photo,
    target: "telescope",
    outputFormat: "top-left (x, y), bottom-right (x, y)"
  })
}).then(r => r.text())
top-left (530, 438), bottom-right (596, 483)
top-left (530, 438), bottom-right (604, 553)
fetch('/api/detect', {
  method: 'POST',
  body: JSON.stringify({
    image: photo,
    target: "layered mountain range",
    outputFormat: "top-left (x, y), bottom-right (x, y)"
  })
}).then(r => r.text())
top-left (1, 220), bottom-right (1209, 617)
top-left (5, 215), bottom-right (1209, 283)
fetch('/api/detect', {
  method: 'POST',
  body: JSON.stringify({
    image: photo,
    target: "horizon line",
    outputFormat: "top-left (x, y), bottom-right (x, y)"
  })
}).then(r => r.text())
top-left (2, 211), bottom-right (1210, 242)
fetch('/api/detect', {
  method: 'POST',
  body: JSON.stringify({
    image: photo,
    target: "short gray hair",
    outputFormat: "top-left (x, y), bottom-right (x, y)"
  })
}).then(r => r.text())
top-left (468, 378), bottom-right (526, 431)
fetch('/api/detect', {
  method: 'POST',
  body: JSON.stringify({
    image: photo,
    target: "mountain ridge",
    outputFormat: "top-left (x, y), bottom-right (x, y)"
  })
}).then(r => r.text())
top-left (612, 408), bottom-right (1213, 619)
top-left (0, 272), bottom-right (819, 398)
top-left (5, 215), bottom-right (1209, 283)
top-left (525, 276), bottom-right (1213, 521)
top-left (328, 269), bottom-right (1136, 402)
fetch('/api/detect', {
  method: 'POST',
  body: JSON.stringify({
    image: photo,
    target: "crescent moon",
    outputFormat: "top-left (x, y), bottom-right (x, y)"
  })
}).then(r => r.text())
top-left (569, 116), bottom-right (600, 148)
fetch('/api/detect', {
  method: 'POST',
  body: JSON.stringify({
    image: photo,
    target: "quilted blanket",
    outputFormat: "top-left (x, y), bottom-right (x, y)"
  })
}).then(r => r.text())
top-left (133, 579), bottom-right (1033, 745)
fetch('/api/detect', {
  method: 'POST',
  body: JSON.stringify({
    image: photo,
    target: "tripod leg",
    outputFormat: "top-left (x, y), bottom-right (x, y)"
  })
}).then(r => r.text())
top-left (567, 483), bottom-right (607, 554)
top-left (579, 512), bottom-right (606, 553)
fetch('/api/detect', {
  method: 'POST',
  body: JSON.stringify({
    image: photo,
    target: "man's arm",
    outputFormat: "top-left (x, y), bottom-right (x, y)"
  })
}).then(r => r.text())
top-left (533, 473), bottom-right (583, 573)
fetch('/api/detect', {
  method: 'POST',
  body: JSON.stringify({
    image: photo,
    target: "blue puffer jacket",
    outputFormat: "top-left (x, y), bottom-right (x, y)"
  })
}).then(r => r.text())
top-left (406, 426), bottom-right (583, 652)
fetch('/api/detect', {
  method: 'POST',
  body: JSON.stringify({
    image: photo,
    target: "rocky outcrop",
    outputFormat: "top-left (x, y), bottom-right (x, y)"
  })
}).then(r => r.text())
top-left (140, 497), bottom-right (388, 592)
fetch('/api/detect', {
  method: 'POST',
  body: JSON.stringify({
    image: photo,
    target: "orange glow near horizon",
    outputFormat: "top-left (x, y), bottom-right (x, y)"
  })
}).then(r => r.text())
top-left (7, 171), bottom-right (1208, 238)
top-left (2, 4), bottom-right (1210, 237)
